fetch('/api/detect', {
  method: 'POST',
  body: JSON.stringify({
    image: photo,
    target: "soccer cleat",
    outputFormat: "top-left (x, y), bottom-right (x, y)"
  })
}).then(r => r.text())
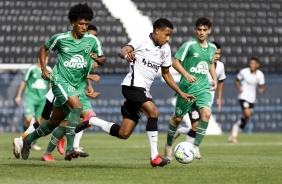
top-left (75, 111), bottom-right (96, 133)
top-left (64, 148), bottom-right (80, 161)
top-left (150, 154), bottom-right (170, 167)
top-left (74, 147), bottom-right (89, 157)
top-left (193, 145), bottom-right (202, 160)
top-left (57, 138), bottom-right (65, 154)
top-left (32, 144), bottom-right (42, 151)
top-left (13, 138), bottom-right (22, 159)
top-left (21, 137), bottom-right (31, 160)
top-left (164, 143), bottom-right (173, 161)
top-left (41, 154), bottom-right (55, 162)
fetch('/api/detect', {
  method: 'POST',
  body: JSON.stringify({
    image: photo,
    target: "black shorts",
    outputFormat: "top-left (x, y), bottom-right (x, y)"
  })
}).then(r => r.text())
top-left (121, 85), bottom-right (153, 124)
top-left (239, 99), bottom-right (254, 110)
top-left (41, 99), bottom-right (54, 120)
top-left (188, 104), bottom-right (200, 124)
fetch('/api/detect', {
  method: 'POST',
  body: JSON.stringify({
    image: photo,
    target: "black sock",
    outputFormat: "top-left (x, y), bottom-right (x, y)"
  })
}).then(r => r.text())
top-left (33, 122), bottom-right (39, 129)
top-left (109, 124), bottom-right (120, 138)
top-left (187, 129), bottom-right (196, 138)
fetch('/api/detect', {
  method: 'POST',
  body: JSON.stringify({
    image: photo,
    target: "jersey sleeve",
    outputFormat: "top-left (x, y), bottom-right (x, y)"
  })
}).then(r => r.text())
top-left (217, 63), bottom-right (226, 81)
top-left (127, 38), bottom-right (143, 51)
top-left (236, 69), bottom-right (244, 80)
top-left (45, 34), bottom-right (61, 52)
top-left (161, 45), bottom-right (172, 67)
top-left (258, 71), bottom-right (265, 85)
top-left (91, 37), bottom-right (104, 56)
top-left (174, 42), bottom-right (189, 62)
top-left (22, 65), bottom-right (33, 81)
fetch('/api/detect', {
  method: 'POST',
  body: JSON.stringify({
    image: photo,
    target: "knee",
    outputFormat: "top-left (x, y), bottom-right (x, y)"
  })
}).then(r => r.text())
top-left (171, 117), bottom-right (182, 126)
top-left (201, 109), bottom-right (211, 120)
top-left (148, 109), bottom-right (159, 118)
top-left (118, 131), bottom-right (131, 140)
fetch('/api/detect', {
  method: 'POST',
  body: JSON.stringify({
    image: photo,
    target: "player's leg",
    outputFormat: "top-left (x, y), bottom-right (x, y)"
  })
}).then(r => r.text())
top-left (42, 120), bottom-right (67, 161)
top-left (230, 100), bottom-right (253, 143)
top-left (185, 106), bottom-right (201, 143)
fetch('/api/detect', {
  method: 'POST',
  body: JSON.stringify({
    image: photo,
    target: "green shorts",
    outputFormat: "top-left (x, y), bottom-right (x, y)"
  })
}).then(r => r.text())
top-left (64, 92), bottom-right (93, 121)
top-left (24, 97), bottom-right (45, 119)
top-left (52, 82), bottom-right (79, 108)
top-left (174, 92), bottom-right (212, 117)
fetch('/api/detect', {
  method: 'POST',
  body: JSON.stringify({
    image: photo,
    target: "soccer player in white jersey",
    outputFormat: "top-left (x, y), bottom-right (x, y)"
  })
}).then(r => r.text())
top-left (173, 42), bottom-right (226, 146)
top-left (229, 57), bottom-right (265, 143)
top-left (75, 18), bottom-right (194, 167)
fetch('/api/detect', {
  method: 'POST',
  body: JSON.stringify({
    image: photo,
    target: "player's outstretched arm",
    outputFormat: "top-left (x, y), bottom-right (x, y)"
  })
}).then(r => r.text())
top-left (118, 46), bottom-right (135, 62)
top-left (172, 58), bottom-right (196, 83)
top-left (90, 54), bottom-right (106, 66)
top-left (84, 90), bottom-right (100, 99)
top-left (39, 45), bottom-right (52, 80)
top-left (161, 67), bottom-right (195, 102)
top-left (209, 62), bottom-right (217, 91)
top-left (87, 74), bottom-right (100, 83)
top-left (15, 81), bottom-right (26, 106)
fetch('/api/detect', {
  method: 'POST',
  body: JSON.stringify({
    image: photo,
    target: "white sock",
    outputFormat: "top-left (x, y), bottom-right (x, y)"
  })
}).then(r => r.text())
top-left (178, 127), bottom-right (190, 134)
top-left (147, 131), bottom-right (159, 159)
top-left (89, 117), bottom-right (114, 133)
top-left (186, 135), bottom-right (195, 144)
top-left (74, 130), bottom-right (83, 148)
top-left (20, 123), bottom-right (36, 139)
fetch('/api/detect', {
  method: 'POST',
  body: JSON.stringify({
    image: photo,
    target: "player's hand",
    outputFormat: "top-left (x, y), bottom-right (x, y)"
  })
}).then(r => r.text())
top-left (90, 53), bottom-right (99, 62)
top-left (15, 96), bottom-right (21, 106)
top-left (87, 84), bottom-right (94, 94)
top-left (185, 74), bottom-right (197, 83)
top-left (41, 69), bottom-right (52, 80)
top-left (180, 92), bottom-right (195, 102)
top-left (217, 98), bottom-right (222, 112)
top-left (92, 62), bottom-right (99, 70)
top-left (87, 74), bottom-right (100, 83)
top-left (239, 88), bottom-right (243, 93)
top-left (125, 52), bottom-right (135, 62)
top-left (210, 80), bottom-right (217, 91)
top-left (85, 90), bottom-right (100, 99)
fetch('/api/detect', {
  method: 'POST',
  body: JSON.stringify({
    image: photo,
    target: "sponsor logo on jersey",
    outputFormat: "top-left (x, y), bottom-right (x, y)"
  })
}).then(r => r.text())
top-left (142, 58), bottom-right (160, 73)
top-left (190, 61), bottom-right (209, 74)
top-left (63, 54), bottom-right (87, 68)
top-left (31, 79), bottom-right (47, 89)
top-left (193, 53), bottom-right (199, 58)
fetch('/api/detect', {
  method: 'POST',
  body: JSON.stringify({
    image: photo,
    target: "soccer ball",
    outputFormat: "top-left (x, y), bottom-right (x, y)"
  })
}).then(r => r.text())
top-left (174, 142), bottom-right (195, 164)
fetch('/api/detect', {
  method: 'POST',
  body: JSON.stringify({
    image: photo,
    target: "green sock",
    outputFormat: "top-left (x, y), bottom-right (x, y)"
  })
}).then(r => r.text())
top-left (45, 126), bottom-right (66, 154)
top-left (194, 119), bottom-right (209, 146)
top-left (26, 120), bottom-right (55, 144)
top-left (65, 108), bottom-right (83, 151)
top-left (166, 123), bottom-right (178, 146)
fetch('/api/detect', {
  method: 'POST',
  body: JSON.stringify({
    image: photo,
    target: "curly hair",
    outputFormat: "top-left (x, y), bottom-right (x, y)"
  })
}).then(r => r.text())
top-left (68, 3), bottom-right (93, 22)
top-left (153, 18), bottom-right (174, 31)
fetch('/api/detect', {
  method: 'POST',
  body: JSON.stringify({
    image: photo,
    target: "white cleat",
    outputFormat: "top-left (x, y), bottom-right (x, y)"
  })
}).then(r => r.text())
top-left (164, 143), bottom-right (173, 161)
top-left (193, 145), bottom-right (202, 160)
top-left (13, 138), bottom-right (22, 159)
top-left (32, 144), bottom-right (42, 151)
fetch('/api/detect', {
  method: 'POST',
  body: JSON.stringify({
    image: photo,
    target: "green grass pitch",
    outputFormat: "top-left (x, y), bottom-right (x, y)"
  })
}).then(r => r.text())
top-left (0, 133), bottom-right (281, 184)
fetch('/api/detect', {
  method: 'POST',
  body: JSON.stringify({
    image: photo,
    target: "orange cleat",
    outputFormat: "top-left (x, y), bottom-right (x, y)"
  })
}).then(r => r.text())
top-left (57, 138), bottom-right (65, 155)
top-left (41, 154), bottom-right (55, 162)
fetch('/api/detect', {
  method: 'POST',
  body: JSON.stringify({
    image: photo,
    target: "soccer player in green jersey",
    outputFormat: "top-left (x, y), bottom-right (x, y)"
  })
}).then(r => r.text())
top-left (14, 56), bottom-right (51, 151)
top-left (21, 3), bottom-right (105, 161)
top-left (164, 17), bottom-right (217, 160)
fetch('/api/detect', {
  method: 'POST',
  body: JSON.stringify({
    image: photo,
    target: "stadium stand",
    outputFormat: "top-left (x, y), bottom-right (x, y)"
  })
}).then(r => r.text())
top-left (0, 0), bottom-right (130, 73)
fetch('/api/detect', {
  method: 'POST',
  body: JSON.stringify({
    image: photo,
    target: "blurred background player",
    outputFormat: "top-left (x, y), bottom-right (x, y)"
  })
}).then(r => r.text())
top-left (173, 41), bottom-right (226, 144)
top-left (75, 18), bottom-right (194, 167)
top-left (14, 55), bottom-right (52, 152)
top-left (229, 57), bottom-right (265, 143)
top-left (164, 17), bottom-right (217, 160)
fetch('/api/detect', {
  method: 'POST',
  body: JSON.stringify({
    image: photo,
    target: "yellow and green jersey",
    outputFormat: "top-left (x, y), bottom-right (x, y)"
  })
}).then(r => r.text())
top-left (175, 38), bottom-right (216, 95)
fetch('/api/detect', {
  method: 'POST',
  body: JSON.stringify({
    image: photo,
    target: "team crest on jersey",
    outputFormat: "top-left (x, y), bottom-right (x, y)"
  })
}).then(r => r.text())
top-left (63, 54), bottom-right (87, 68)
top-left (68, 86), bottom-right (75, 92)
top-left (160, 50), bottom-right (166, 60)
top-left (190, 61), bottom-right (209, 74)
top-left (63, 47), bottom-right (70, 52)
top-left (176, 107), bottom-right (182, 115)
top-left (84, 45), bottom-right (91, 54)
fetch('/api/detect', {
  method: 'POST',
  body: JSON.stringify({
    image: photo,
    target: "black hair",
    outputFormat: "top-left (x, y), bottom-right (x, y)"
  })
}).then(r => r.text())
top-left (249, 57), bottom-right (260, 64)
top-left (87, 24), bottom-right (98, 32)
top-left (68, 3), bottom-right (93, 22)
top-left (212, 41), bottom-right (221, 49)
top-left (195, 17), bottom-right (212, 28)
top-left (153, 18), bottom-right (174, 31)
